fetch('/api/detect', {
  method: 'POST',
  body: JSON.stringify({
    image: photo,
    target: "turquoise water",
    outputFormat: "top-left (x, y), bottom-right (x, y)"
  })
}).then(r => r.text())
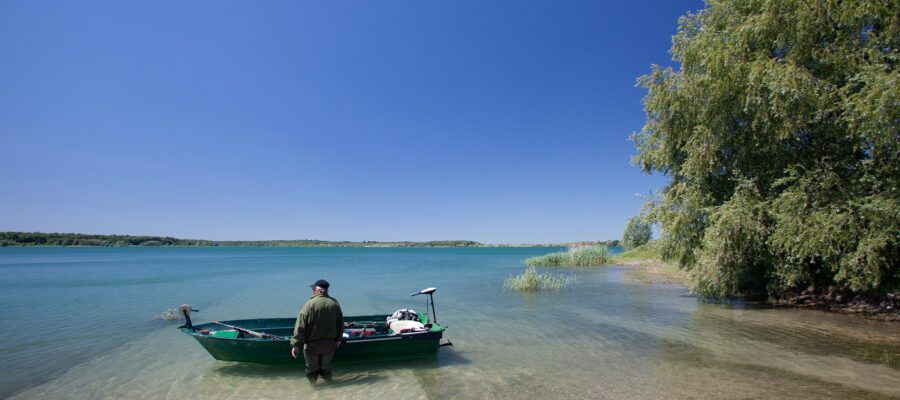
top-left (1, 247), bottom-right (898, 399)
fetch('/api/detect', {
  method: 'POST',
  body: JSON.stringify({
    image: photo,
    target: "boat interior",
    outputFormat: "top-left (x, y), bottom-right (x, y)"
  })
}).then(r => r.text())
top-left (193, 314), bottom-right (434, 340)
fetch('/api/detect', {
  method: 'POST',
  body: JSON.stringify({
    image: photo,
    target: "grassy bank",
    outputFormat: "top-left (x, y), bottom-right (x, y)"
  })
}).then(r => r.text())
top-left (610, 241), bottom-right (685, 284)
top-left (525, 245), bottom-right (609, 267)
top-left (610, 240), bottom-right (664, 263)
top-left (504, 266), bottom-right (575, 291)
top-left (611, 242), bottom-right (899, 321)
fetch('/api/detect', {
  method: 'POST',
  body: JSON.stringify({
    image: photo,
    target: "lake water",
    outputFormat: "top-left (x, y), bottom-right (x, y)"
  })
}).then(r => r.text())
top-left (1, 247), bottom-right (898, 399)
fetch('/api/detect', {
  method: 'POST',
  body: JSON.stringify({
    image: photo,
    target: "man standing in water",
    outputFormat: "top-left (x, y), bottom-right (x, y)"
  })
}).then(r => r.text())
top-left (291, 279), bottom-right (344, 384)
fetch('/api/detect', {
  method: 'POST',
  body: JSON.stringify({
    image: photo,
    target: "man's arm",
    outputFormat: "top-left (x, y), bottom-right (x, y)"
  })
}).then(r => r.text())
top-left (335, 306), bottom-right (344, 341)
top-left (291, 309), bottom-right (306, 348)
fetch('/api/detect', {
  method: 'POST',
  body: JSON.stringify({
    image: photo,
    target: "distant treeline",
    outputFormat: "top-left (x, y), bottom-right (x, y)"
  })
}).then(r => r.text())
top-left (216, 239), bottom-right (485, 248)
top-left (0, 232), bottom-right (623, 248)
top-left (0, 232), bottom-right (215, 247)
top-left (0, 232), bottom-right (485, 248)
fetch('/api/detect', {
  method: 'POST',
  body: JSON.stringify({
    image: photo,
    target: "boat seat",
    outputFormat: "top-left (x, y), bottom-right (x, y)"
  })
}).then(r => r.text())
top-left (211, 330), bottom-right (240, 339)
top-left (388, 320), bottom-right (426, 334)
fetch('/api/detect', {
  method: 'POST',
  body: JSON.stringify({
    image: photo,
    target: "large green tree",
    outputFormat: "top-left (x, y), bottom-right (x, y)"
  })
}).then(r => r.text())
top-left (622, 216), bottom-right (652, 249)
top-left (633, 0), bottom-right (898, 298)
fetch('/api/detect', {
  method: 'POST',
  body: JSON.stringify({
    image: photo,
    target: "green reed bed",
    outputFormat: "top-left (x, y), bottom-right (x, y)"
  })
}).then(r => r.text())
top-left (526, 245), bottom-right (609, 267)
top-left (504, 266), bottom-right (575, 291)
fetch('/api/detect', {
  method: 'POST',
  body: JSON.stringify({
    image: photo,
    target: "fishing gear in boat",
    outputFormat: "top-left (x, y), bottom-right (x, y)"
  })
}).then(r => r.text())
top-left (387, 309), bottom-right (427, 333)
top-left (212, 321), bottom-right (285, 339)
top-left (343, 321), bottom-right (385, 337)
top-left (343, 320), bottom-right (387, 328)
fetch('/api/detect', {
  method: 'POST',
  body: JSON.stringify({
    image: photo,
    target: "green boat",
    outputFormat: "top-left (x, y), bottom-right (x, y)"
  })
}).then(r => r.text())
top-left (179, 288), bottom-right (450, 364)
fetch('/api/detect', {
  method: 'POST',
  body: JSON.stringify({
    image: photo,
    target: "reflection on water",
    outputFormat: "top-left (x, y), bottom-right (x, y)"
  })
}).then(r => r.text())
top-left (1, 247), bottom-right (898, 399)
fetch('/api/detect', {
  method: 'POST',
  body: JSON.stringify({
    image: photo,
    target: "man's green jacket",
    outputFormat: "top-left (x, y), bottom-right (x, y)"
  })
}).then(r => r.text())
top-left (291, 293), bottom-right (344, 347)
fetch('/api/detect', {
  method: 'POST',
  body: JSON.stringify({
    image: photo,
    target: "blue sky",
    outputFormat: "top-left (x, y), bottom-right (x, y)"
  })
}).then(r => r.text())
top-left (1, 0), bottom-right (703, 244)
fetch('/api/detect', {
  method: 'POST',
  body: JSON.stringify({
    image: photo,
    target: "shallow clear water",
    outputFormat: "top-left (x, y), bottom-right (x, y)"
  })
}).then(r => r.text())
top-left (1, 247), bottom-right (898, 399)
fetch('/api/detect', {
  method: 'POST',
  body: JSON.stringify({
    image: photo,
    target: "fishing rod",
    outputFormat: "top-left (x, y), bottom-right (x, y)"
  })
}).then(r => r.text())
top-left (213, 321), bottom-right (284, 339)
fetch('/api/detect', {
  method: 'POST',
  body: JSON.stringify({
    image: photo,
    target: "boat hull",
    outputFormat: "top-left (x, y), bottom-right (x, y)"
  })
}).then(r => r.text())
top-left (181, 315), bottom-right (444, 364)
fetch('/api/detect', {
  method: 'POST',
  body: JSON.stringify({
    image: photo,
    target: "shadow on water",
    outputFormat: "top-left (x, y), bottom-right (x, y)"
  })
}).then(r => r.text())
top-left (213, 363), bottom-right (389, 387)
top-left (683, 305), bottom-right (900, 369)
top-left (656, 337), bottom-right (899, 400)
top-left (432, 346), bottom-right (473, 367)
top-left (212, 363), bottom-right (305, 378)
top-left (211, 349), bottom-right (471, 382)
top-left (315, 372), bottom-right (386, 388)
top-left (694, 296), bottom-right (775, 310)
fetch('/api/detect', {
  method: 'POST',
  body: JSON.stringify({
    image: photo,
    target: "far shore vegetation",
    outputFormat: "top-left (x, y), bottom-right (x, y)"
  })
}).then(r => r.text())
top-left (0, 232), bottom-right (481, 248)
top-left (525, 245), bottom-right (610, 267)
top-left (0, 232), bottom-right (619, 249)
top-left (504, 266), bottom-right (575, 291)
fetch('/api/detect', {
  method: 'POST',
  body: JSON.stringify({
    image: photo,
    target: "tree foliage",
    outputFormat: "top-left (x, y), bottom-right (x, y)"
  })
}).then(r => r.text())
top-left (633, 0), bottom-right (899, 298)
top-left (622, 216), bottom-right (652, 249)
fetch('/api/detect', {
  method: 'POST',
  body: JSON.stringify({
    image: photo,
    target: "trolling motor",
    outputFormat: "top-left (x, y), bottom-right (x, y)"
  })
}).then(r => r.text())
top-left (411, 287), bottom-right (438, 324)
top-left (411, 288), bottom-right (453, 347)
top-left (178, 304), bottom-right (200, 331)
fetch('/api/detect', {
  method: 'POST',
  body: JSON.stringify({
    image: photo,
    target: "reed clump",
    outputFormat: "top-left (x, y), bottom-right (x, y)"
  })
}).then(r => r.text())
top-left (526, 245), bottom-right (609, 267)
top-left (504, 266), bottom-right (575, 291)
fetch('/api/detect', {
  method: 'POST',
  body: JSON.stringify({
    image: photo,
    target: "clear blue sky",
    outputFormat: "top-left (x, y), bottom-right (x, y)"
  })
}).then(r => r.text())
top-left (1, 0), bottom-right (703, 244)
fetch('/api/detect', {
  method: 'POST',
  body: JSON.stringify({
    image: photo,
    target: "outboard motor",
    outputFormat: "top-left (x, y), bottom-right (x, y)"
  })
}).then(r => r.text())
top-left (178, 304), bottom-right (199, 330)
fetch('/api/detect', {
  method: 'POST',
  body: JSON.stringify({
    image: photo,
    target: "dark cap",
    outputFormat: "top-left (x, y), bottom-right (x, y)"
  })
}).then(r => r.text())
top-left (310, 279), bottom-right (330, 289)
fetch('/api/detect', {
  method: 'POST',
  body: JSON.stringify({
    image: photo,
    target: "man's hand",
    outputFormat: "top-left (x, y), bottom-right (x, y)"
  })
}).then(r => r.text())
top-left (291, 346), bottom-right (300, 359)
top-left (335, 340), bottom-right (341, 349)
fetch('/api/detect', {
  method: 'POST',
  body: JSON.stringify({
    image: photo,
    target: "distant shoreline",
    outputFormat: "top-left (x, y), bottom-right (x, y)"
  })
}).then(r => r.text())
top-left (0, 232), bottom-right (619, 248)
